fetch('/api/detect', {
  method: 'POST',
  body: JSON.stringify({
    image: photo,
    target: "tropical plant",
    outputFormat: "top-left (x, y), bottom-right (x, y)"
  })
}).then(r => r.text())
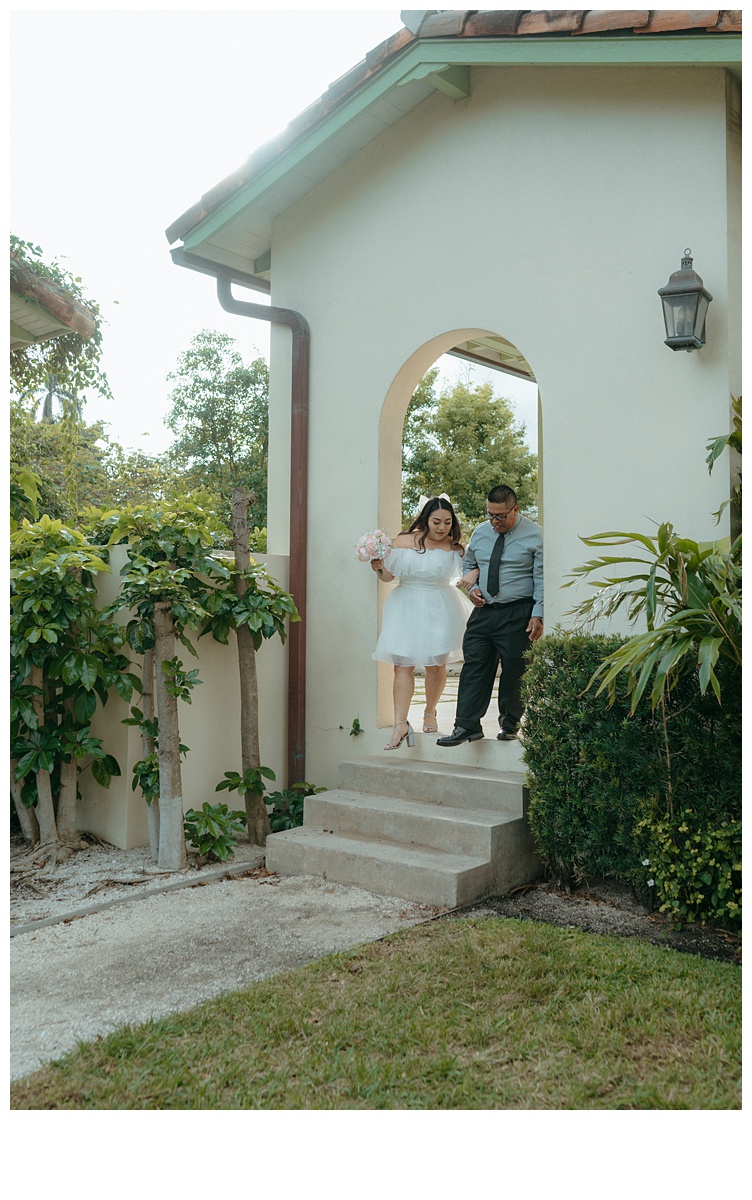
top-left (101, 498), bottom-right (229, 869)
top-left (706, 394), bottom-right (741, 534)
top-left (202, 486), bottom-right (298, 845)
top-left (565, 398), bottom-right (741, 712)
top-left (216, 765), bottom-right (277, 803)
top-left (183, 802), bottom-right (247, 863)
top-left (564, 524), bottom-right (741, 710)
top-left (265, 781), bottom-right (325, 832)
top-left (10, 516), bottom-right (135, 866)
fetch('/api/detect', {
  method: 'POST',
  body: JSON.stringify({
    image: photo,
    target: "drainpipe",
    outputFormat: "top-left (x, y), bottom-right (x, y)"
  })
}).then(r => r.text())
top-left (170, 249), bottom-right (310, 787)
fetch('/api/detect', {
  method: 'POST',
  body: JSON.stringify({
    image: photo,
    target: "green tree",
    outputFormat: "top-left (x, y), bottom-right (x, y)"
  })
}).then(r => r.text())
top-left (10, 516), bottom-right (134, 867)
top-left (402, 375), bottom-right (538, 527)
top-left (11, 398), bottom-right (187, 521)
top-left (11, 399), bottom-right (112, 522)
top-left (102, 498), bottom-right (228, 869)
top-left (165, 331), bottom-right (269, 529)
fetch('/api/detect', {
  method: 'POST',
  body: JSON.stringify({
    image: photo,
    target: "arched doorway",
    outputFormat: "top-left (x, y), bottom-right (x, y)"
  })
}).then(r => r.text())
top-left (376, 329), bottom-right (541, 728)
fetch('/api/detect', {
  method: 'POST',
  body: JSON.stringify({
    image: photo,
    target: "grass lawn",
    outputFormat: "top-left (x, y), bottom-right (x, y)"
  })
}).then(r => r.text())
top-left (11, 916), bottom-right (741, 1110)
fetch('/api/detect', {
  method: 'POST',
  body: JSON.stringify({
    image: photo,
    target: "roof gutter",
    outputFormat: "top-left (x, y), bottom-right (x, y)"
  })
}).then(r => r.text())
top-left (171, 247), bottom-right (310, 788)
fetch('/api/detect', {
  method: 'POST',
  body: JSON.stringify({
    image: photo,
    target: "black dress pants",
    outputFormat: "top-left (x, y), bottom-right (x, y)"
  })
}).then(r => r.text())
top-left (455, 597), bottom-right (534, 735)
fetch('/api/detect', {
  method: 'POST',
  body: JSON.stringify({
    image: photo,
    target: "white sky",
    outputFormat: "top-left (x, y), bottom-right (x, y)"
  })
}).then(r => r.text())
top-left (10, 3), bottom-right (538, 455)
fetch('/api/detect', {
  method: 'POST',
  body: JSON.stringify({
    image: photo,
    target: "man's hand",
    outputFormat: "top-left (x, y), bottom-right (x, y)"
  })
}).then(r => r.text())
top-left (467, 587), bottom-right (486, 609)
top-left (527, 617), bottom-right (543, 641)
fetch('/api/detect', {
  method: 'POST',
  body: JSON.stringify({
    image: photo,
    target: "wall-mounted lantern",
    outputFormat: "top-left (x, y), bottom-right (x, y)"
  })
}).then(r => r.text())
top-left (658, 249), bottom-right (713, 352)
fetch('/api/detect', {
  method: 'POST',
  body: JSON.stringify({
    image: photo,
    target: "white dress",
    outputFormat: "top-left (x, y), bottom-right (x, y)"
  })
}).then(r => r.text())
top-left (373, 547), bottom-right (473, 668)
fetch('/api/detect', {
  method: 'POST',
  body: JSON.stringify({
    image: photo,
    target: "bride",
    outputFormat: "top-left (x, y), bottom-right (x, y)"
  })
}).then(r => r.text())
top-left (371, 496), bottom-right (476, 749)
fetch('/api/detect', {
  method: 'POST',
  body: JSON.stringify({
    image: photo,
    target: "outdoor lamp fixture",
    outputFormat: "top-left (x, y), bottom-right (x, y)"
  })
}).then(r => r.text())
top-left (658, 248), bottom-right (713, 351)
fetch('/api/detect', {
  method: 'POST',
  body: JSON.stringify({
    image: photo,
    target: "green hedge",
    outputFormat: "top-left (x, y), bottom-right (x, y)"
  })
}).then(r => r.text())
top-left (521, 632), bottom-right (741, 925)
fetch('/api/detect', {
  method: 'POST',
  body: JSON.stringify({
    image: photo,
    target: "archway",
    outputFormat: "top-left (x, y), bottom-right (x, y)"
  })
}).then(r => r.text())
top-left (376, 328), bottom-right (541, 729)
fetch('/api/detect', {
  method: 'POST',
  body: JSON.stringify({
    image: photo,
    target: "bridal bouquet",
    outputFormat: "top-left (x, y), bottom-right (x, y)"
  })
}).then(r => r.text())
top-left (355, 529), bottom-right (392, 562)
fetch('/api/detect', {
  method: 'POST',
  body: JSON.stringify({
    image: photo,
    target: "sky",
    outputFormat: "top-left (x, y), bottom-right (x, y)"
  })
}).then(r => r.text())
top-left (9, 3), bottom-right (538, 456)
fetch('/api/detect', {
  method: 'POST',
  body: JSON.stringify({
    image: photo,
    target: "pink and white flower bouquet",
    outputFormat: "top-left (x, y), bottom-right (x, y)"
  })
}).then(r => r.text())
top-left (355, 529), bottom-right (392, 562)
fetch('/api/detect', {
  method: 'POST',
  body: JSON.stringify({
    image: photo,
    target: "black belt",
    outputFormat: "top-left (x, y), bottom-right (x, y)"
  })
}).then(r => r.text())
top-left (484, 596), bottom-right (534, 608)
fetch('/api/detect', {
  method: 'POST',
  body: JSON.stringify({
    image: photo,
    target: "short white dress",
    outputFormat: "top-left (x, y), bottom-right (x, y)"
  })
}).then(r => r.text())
top-left (373, 547), bottom-right (473, 668)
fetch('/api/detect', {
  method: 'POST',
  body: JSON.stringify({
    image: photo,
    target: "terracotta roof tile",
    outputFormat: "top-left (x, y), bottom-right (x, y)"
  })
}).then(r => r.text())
top-left (634, 10), bottom-right (720, 34)
top-left (364, 25), bottom-right (414, 71)
top-left (517, 10), bottom-right (587, 35)
top-left (419, 11), bottom-right (476, 38)
top-left (715, 11), bottom-right (743, 31)
top-left (463, 11), bottom-right (525, 36)
top-left (577, 11), bottom-right (651, 34)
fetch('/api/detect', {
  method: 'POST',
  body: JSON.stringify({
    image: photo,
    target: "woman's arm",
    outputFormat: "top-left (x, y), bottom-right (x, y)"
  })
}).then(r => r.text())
top-left (371, 558), bottom-right (394, 582)
top-left (458, 566), bottom-right (480, 590)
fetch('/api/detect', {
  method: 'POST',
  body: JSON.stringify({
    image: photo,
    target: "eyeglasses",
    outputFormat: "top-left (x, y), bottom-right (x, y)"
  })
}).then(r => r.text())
top-left (485, 507), bottom-right (517, 522)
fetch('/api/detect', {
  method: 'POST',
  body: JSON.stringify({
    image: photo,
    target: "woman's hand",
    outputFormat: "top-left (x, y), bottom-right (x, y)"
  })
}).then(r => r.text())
top-left (457, 571), bottom-right (480, 590)
top-left (371, 558), bottom-right (393, 581)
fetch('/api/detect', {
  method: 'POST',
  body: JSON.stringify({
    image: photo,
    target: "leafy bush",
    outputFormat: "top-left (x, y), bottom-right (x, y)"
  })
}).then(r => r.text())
top-left (266, 781), bottom-right (325, 832)
top-left (522, 632), bottom-right (741, 908)
top-left (184, 802), bottom-right (247, 862)
top-left (638, 811), bottom-right (741, 927)
top-left (522, 632), bottom-right (658, 886)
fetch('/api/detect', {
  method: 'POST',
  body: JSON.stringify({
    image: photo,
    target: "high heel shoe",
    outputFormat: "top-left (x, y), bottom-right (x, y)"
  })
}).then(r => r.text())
top-left (423, 710), bottom-right (438, 733)
top-left (384, 721), bottom-right (414, 750)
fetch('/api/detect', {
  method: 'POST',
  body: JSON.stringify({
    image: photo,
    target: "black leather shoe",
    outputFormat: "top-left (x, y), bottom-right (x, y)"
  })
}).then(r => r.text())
top-left (437, 726), bottom-right (484, 747)
top-left (497, 730), bottom-right (518, 741)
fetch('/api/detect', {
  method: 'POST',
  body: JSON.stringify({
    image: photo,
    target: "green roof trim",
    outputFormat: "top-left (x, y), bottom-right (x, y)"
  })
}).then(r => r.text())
top-left (181, 33), bottom-right (741, 255)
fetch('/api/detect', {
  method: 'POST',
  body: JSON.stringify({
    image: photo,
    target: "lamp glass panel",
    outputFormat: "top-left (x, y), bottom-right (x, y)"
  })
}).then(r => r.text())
top-left (663, 294), bottom-right (699, 339)
top-left (694, 294), bottom-right (710, 340)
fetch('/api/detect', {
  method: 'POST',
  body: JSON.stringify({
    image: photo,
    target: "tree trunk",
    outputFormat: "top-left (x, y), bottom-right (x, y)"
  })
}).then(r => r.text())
top-left (232, 486), bottom-right (270, 847)
top-left (56, 696), bottom-right (80, 852)
top-left (11, 760), bottom-right (39, 846)
top-left (141, 646), bottom-right (160, 862)
top-left (153, 602), bottom-right (187, 871)
top-left (29, 665), bottom-right (59, 862)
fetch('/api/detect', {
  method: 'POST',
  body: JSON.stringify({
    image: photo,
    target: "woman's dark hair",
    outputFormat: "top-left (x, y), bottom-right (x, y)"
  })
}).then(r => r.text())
top-left (406, 497), bottom-right (464, 553)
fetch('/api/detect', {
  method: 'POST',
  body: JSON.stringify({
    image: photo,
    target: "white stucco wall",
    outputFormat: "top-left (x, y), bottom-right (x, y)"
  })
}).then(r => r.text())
top-left (263, 64), bottom-right (738, 788)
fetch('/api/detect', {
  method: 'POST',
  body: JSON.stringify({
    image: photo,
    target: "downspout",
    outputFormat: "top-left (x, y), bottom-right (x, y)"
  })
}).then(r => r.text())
top-left (170, 249), bottom-right (310, 787)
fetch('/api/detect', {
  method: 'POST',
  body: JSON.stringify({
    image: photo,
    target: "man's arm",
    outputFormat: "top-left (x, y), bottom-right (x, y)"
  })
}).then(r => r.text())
top-left (527, 532), bottom-right (544, 639)
top-left (458, 533), bottom-right (484, 604)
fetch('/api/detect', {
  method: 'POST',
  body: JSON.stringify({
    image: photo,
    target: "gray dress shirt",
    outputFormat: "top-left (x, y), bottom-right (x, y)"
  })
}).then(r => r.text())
top-left (463, 513), bottom-right (544, 619)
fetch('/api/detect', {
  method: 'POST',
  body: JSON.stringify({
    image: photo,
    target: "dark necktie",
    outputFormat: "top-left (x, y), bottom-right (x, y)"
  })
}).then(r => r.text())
top-left (486, 532), bottom-right (505, 599)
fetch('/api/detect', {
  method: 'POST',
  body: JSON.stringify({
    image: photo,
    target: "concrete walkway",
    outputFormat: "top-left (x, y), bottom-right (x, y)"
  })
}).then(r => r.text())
top-left (10, 867), bottom-right (436, 1082)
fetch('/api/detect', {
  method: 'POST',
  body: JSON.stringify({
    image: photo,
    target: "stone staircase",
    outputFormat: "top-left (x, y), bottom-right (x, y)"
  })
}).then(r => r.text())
top-left (264, 756), bottom-right (543, 909)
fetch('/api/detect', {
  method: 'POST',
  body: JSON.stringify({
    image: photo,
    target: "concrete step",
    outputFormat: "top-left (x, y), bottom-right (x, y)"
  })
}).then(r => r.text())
top-left (264, 828), bottom-right (492, 909)
top-left (337, 756), bottom-right (526, 814)
top-left (304, 790), bottom-right (515, 857)
top-left (265, 756), bottom-right (542, 909)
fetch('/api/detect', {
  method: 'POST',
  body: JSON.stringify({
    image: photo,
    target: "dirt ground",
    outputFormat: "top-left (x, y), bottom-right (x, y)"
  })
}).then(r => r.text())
top-left (462, 877), bottom-right (741, 965)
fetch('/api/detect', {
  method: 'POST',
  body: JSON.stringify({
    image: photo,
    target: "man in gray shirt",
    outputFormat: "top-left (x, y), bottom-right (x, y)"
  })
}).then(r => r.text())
top-left (437, 484), bottom-right (543, 745)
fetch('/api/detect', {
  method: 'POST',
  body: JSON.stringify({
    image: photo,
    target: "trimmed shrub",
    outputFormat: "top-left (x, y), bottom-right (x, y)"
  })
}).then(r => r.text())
top-left (521, 633), bottom-right (658, 887)
top-left (521, 632), bottom-right (741, 922)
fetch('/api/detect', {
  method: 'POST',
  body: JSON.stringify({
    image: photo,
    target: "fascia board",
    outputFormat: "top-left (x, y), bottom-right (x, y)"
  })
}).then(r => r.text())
top-left (182, 34), bottom-right (741, 254)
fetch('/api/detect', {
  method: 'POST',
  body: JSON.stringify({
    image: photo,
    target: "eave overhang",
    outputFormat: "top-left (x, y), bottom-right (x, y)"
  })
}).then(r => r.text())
top-left (166, 25), bottom-right (741, 283)
top-left (10, 260), bottom-right (98, 351)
